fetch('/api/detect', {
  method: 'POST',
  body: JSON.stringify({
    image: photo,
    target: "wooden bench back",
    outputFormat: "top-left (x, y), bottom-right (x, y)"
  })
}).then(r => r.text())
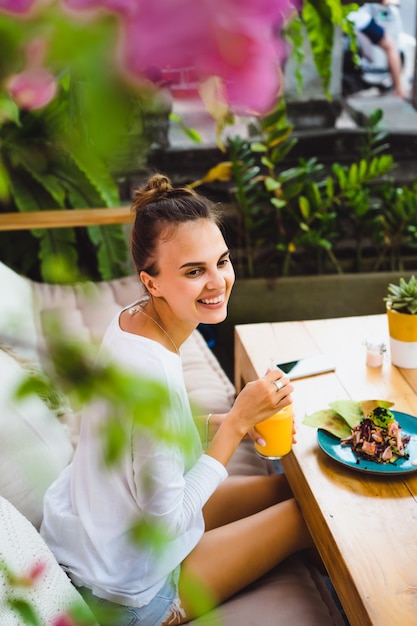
top-left (0, 207), bottom-right (133, 231)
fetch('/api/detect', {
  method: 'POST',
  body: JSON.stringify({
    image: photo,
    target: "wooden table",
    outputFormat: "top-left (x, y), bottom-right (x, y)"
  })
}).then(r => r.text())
top-left (234, 315), bottom-right (417, 626)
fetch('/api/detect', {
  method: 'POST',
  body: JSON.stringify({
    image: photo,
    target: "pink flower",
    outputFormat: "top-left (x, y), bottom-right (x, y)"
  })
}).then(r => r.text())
top-left (0, 0), bottom-right (51, 15)
top-left (7, 67), bottom-right (57, 110)
top-left (6, 36), bottom-right (57, 111)
top-left (53, 616), bottom-right (77, 626)
top-left (2, 0), bottom-right (301, 114)
top-left (63, 0), bottom-right (136, 16)
top-left (28, 561), bottom-right (47, 581)
top-left (10, 560), bottom-right (47, 587)
top-left (0, 0), bottom-right (35, 13)
top-left (64, 0), bottom-right (299, 114)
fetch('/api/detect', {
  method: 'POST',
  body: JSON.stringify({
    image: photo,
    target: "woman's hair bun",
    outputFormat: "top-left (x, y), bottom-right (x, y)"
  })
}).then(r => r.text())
top-left (132, 173), bottom-right (174, 213)
top-left (146, 174), bottom-right (172, 194)
top-left (131, 171), bottom-right (202, 219)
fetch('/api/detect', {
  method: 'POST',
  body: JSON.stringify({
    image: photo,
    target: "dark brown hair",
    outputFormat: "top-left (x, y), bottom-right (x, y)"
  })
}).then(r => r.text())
top-left (130, 173), bottom-right (222, 276)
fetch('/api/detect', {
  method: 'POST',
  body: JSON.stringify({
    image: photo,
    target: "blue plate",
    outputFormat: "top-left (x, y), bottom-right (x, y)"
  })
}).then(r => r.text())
top-left (317, 410), bottom-right (417, 475)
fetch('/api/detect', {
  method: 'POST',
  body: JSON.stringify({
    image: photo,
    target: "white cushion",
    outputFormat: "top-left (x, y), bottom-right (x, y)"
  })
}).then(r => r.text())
top-left (0, 262), bottom-right (39, 361)
top-left (181, 329), bottom-right (236, 414)
top-left (0, 495), bottom-right (93, 625)
top-left (0, 350), bottom-right (73, 529)
top-left (33, 274), bottom-right (142, 345)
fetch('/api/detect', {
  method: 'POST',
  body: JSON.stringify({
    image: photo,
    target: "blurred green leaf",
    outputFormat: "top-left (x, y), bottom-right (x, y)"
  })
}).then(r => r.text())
top-left (8, 600), bottom-right (41, 626)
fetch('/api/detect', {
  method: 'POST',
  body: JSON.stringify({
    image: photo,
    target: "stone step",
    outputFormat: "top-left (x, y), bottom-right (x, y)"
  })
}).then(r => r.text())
top-left (345, 92), bottom-right (417, 133)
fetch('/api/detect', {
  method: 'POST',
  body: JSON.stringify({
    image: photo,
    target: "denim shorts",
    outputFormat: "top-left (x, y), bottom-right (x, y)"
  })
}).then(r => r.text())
top-left (78, 568), bottom-right (184, 626)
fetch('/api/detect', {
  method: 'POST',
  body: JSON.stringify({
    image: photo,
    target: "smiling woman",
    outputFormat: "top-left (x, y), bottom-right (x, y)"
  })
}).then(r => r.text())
top-left (40, 173), bottom-right (313, 626)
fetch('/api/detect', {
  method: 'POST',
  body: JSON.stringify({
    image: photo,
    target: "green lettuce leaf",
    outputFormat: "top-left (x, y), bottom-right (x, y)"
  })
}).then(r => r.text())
top-left (328, 400), bottom-right (364, 429)
top-left (302, 408), bottom-right (352, 439)
top-left (303, 399), bottom-right (395, 438)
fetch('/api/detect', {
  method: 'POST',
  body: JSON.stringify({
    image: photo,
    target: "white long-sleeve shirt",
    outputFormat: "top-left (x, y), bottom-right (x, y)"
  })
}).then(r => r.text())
top-left (41, 304), bottom-right (227, 607)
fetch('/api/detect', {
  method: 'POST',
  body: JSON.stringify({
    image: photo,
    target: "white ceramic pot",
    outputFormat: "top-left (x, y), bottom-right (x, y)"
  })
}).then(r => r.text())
top-left (386, 306), bottom-right (417, 369)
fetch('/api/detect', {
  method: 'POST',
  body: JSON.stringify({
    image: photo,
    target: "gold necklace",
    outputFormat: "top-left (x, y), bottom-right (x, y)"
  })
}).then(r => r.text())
top-left (129, 305), bottom-right (180, 356)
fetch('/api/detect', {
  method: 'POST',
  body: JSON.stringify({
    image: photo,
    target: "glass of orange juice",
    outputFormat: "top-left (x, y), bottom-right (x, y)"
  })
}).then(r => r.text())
top-left (254, 404), bottom-right (293, 460)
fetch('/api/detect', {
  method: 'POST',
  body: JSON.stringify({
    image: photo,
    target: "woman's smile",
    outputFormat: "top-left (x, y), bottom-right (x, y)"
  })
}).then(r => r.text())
top-left (197, 295), bottom-right (225, 306)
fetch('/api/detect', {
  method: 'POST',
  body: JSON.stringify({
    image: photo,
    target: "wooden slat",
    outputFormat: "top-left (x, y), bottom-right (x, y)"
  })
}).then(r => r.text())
top-left (0, 207), bottom-right (134, 231)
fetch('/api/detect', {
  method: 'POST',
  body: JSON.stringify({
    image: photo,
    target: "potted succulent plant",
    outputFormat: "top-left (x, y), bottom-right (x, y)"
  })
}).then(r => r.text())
top-left (385, 275), bottom-right (417, 368)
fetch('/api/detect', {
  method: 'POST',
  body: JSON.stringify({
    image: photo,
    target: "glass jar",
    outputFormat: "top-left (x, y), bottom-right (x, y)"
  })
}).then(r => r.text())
top-left (364, 340), bottom-right (386, 368)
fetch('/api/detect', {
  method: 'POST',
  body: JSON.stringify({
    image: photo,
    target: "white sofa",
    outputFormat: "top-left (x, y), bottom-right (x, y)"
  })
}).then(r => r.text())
top-left (0, 261), bottom-right (345, 626)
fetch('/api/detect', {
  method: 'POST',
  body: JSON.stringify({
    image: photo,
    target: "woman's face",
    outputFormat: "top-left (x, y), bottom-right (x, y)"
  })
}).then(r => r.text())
top-left (142, 219), bottom-right (235, 328)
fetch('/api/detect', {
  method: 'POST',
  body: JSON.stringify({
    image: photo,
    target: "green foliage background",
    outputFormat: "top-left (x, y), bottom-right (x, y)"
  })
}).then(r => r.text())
top-left (0, 8), bottom-right (158, 282)
top-left (0, 1), bottom-right (362, 283)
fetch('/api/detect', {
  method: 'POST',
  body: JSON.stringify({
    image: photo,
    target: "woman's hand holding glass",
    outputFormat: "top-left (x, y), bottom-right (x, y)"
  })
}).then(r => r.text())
top-left (229, 369), bottom-right (293, 441)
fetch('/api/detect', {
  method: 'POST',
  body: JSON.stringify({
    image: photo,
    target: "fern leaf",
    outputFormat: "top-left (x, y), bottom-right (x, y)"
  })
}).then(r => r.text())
top-left (8, 169), bottom-right (56, 213)
top-left (0, 155), bottom-right (10, 201)
top-left (69, 141), bottom-right (121, 207)
top-left (302, 0), bottom-right (335, 98)
top-left (35, 228), bottom-right (79, 283)
top-left (87, 224), bottom-right (129, 280)
top-left (19, 159), bottom-right (66, 207)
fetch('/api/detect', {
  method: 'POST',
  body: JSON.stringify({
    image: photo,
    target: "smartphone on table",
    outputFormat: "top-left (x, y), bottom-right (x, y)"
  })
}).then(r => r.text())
top-left (276, 354), bottom-right (336, 380)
